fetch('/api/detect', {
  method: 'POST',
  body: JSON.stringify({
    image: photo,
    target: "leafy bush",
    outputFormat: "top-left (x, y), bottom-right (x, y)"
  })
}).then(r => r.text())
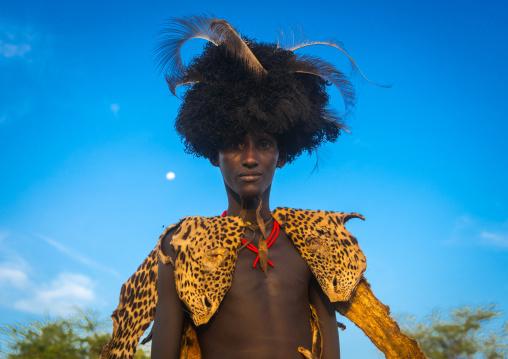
top-left (0, 308), bottom-right (150, 358)
top-left (398, 304), bottom-right (508, 359)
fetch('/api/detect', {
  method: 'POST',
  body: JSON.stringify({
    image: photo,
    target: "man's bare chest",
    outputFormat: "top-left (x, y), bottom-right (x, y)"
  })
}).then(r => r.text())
top-left (195, 231), bottom-right (314, 358)
top-left (224, 230), bottom-right (312, 308)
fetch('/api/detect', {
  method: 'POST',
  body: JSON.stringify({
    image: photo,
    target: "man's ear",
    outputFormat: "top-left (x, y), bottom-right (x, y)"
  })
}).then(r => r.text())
top-left (277, 148), bottom-right (287, 169)
top-left (210, 154), bottom-right (219, 167)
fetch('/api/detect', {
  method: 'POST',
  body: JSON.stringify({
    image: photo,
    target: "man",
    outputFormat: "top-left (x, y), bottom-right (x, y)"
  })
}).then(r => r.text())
top-left (153, 131), bottom-right (342, 359)
top-left (101, 15), bottom-right (427, 359)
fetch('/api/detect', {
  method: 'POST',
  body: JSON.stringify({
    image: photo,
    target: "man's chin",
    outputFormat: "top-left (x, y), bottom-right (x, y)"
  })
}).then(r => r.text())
top-left (226, 183), bottom-right (271, 202)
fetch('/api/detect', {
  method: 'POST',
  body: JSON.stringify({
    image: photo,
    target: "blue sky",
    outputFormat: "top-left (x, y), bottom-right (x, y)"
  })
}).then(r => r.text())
top-left (1, 0), bottom-right (507, 357)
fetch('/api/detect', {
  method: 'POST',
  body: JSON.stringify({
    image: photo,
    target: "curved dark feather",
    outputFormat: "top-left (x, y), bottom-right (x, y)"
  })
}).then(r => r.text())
top-left (154, 13), bottom-right (219, 76)
top-left (323, 108), bottom-right (349, 132)
top-left (165, 69), bottom-right (202, 98)
top-left (310, 109), bottom-right (349, 174)
top-left (289, 40), bottom-right (391, 88)
top-left (286, 54), bottom-right (356, 115)
top-left (210, 20), bottom-right (267, 78)
top-left (276, 25), bottom-right (321, 50)
top-left (310, 146), bottom-right (334, 175)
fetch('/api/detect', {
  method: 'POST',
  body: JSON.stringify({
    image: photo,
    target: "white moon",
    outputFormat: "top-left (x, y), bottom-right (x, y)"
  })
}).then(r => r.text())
top-left (166, 171), bottom-right (176, 180)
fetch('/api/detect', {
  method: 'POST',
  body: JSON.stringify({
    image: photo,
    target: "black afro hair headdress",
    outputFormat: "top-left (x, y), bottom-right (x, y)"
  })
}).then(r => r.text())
top-left (155, 14), bottom-right (369, 163)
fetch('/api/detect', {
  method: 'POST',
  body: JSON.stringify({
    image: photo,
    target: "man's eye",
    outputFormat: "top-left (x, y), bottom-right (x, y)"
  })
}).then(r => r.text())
top-left (259, 142), bottom-right (272, 149)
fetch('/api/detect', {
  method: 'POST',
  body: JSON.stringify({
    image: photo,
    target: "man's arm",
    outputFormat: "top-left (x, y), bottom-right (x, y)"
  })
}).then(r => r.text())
top-left (151, 231), bottom-right (184, 359)
top-left (309, 278), bottom-right (341, 359)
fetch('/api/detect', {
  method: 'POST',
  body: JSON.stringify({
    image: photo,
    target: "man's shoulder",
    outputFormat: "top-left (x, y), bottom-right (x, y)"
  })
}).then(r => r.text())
top-left (273, 207), bottom-right (365, 231)
top-left (273, 207), bottom-right (367, 303)
top-left (158, 215), bottom-right (244, 257)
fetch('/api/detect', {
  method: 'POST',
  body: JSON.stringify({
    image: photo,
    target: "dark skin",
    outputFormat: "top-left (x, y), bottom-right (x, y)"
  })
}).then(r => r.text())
top-left (152, 133), bottom-right (340, 359)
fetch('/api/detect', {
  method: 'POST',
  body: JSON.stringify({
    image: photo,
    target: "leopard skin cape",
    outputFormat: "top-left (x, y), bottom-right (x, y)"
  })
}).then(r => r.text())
top-left (100, 207), bottom-right (366, 359)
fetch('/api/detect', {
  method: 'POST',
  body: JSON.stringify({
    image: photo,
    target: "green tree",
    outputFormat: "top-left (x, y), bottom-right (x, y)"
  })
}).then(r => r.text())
top-left (0, 308), bottom-right (150, 359)
top-left (398, 304), bottom-right (508, 359)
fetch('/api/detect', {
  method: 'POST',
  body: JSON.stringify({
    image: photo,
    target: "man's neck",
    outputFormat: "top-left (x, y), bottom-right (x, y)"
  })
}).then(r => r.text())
top-left (224, 190), bottom-right (272, 224)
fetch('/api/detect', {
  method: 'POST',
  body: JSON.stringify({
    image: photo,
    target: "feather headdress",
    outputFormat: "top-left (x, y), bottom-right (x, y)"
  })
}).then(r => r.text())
top-left (156, 14), bottom-right (379, 163)
top-left (156, 14), bottom-right (267, 96)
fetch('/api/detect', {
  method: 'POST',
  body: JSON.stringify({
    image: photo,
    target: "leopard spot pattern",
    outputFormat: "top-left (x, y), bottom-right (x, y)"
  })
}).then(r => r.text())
top-left (273, 207), bottom-right (367, 302)
top-left (100, 222), bottom-right (181, 358)
top-left (101, 208), bottom-right (366, 358)
top-left (171, 216), bottom-right (244, 326)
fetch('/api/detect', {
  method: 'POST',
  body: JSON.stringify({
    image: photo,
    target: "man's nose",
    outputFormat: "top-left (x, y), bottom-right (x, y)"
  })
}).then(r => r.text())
top-left (241, 145), bottom-right (259, 168)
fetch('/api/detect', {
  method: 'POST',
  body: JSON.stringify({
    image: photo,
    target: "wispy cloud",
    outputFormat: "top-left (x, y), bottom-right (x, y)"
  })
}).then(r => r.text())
top-left (447, 215), bottom-right (508, 250)
top-left (37, 234), bottom-right (121, 278)
top-left (0, 232), bottom-right (100, 316)
top-left (481, 231), bottom-right (508, 249)
top-left (0, 24), bottom-right (36, 60)
top-left (0, 231), bottom-right (32, 282)
top-left (14, 272), bottom-right (95, 315)
top-left (0, 40), bottom-right (31, 58)
top-left (0, 267), bottom-right (29, 289)
top-left (1, 23), bottom-right (53, 124)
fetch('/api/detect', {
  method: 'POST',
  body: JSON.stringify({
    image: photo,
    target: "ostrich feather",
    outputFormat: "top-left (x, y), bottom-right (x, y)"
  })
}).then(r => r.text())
top-left (310, 110), bottom-right (349, 174)
top-left (154, 14), bottom-right (220, 76)
top-left (289, 40), bottom-right (390, 88)
top-left (166, 69), bottom-right (201, 98)
top-left (276, 25), bottom-right (309, 50)
top-left (323, 108), bottom-right (350, 132)
top-left (285, 54), bottom-right (356, 115)
top-left (277, 27), bottom-right (389, 88)
top-left (310, 146), bottom-right (334, 175)
top-left (210, 20), bottom-right (267, 78)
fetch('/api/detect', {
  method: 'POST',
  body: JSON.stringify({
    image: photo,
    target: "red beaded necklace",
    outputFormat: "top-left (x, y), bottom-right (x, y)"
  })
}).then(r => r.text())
top-left (221, 211), bottom-right (280, 269)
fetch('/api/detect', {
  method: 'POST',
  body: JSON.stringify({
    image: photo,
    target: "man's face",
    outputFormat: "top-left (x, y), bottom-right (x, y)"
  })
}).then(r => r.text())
top-left (212, 133), bottom-right (285, 199)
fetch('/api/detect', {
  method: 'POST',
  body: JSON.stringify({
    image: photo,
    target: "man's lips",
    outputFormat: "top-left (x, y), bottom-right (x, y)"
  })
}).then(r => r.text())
top-left (238, 171), bottom-right (262, 182)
